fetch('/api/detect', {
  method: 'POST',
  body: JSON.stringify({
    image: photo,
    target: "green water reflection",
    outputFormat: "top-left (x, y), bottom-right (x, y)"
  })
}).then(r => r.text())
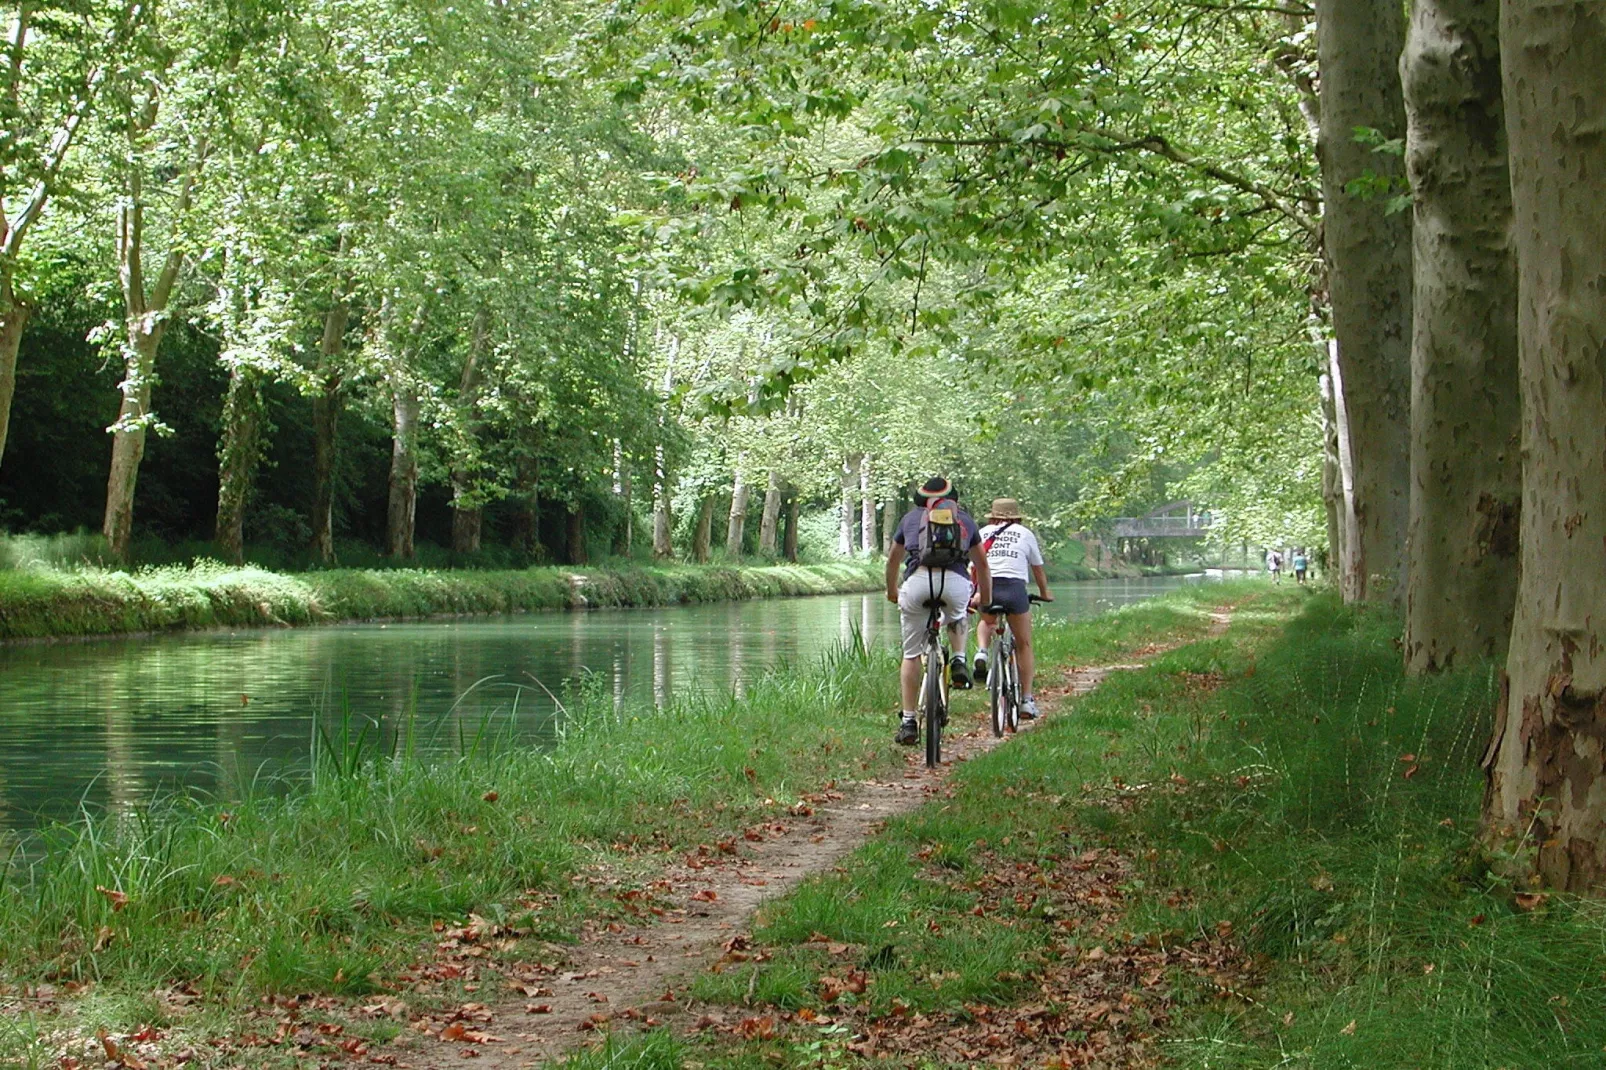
top-left (0, 576), bottom-right (1204, 830)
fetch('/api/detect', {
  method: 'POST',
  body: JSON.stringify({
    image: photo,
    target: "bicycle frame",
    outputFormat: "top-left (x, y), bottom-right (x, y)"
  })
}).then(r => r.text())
top-left (914, 576), bottom-right (951, 767)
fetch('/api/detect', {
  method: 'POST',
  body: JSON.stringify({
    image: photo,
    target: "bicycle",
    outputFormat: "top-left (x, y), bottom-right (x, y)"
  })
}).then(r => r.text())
top-left (980, 594), bottom-right (1046, 737)
top-left (914, 581), bottom-right (952, 768)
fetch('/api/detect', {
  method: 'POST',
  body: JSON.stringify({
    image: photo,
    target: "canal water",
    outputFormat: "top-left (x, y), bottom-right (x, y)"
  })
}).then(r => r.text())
top-left (0, 575), bottom-right (1205, 832)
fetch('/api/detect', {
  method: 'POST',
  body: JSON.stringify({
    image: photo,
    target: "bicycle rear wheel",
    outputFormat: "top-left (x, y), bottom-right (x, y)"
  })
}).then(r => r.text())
top-left (988, 633), bottom-right (1007, 737)
top-left (924, 646), bottom-right (945, 767)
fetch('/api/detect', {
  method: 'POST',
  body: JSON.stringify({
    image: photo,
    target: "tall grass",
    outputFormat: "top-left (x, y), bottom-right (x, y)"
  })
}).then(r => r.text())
top-left (0, 559), bottom-right (883, 640)
top-left (0, 636), bottom-right (904, 1010)
top-left (1073, 594), bottom-right (1606, 1068)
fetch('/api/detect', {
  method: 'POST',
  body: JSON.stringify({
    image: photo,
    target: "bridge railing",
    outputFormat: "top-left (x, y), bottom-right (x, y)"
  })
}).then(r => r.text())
top-left (1111, 515), bottom-right (1214, 538)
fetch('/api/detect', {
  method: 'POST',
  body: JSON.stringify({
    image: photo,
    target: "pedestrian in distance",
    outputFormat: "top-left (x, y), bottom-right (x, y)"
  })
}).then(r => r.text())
top-left (1292, 548), bottom-right (1309, 584)
top-left (884, 477), bottom-right (992, 746)
top-left (1265, 547), bottom-right (1283, 583)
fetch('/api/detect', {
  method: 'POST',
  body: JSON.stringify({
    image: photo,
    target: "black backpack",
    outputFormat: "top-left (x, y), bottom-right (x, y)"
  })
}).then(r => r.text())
top-left (917, 499), bottom-right (965, 568)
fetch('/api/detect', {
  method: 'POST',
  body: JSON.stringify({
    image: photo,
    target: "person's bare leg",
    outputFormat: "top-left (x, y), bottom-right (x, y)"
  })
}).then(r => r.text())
top-left (1010, 611), bottom-right (1035, 698)
top-left (901, 656), bottom-right (922, 711)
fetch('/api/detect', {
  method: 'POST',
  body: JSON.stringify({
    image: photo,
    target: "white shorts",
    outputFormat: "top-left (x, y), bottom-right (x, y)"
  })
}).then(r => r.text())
top-left (898, 568), bottom-right (972, 659)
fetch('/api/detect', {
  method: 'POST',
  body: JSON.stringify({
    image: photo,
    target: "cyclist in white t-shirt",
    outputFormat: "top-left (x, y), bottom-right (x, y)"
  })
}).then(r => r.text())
top-left (970, 498), bottom-right (1053, 719)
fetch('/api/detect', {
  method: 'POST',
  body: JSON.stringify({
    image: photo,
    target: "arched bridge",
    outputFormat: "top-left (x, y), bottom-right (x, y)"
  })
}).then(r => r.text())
top-left (1111, 501), bottom-right (1214, 539)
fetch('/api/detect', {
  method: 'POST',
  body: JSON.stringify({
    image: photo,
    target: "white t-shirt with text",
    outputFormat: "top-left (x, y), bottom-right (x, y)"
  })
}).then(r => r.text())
top-left (979, 522), bottom-right (1045, 581)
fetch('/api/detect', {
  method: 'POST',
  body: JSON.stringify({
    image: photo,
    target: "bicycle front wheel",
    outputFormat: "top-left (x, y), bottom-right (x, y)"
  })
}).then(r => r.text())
top-left (924, 647), bottom-right (945, 767)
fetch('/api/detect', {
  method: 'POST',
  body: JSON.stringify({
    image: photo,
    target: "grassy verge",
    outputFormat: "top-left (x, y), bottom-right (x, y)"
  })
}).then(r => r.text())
top-left (0, 635), bottom-right (907, 1067)
top-left (0, 560), bottom-right (882, 640)
top-left (598, 585), bottom-right (1603, 1069)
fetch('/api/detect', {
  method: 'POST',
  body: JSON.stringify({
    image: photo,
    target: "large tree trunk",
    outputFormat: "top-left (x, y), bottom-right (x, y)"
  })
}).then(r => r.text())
top-left (1401, 0), bottom-right (1519, 673)
top-left (102, 327), bottom-right (163, 561)
top-left (1314, 0), bottom-right (1414, 603)
top-left (726, 461), bottom-right (750, 555)
top-left (758, 471), bottom-right (782, 555)
top-left (883, 496), bottom-right (901, 554)
top-left (782, 489), bottom-right (800, 562)
top-left (692, 495), bottom-right (714, 563)
top-left (386, 376), bottom-right (420, 560)
top-left (1481, 1), bottom-right (1606, 892)
top-left (0, 285), bottom-right (31, 470)
top-left (214, 366), bottom-right (265, 565)
top-left (859, 454), bottom-right (875, 556)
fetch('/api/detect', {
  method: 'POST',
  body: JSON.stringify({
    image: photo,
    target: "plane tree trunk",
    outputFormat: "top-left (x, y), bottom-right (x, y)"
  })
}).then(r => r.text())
top-left (726, 460), bottom-right (750, 556)
top-left (309, 299), bottom-right (348, 564)
top-left (782, 488), bottom-right (799, 562)
top-left (213, 366), bottom-right (265, 564)
top-left (386, 374), bottom-right (420, 560)
top-left (692, 496), bottom-right (714, 563)
top-left (1313, 0), bottom-right (1414, 603)
top-left (1481, 1), bottom-right (1606, 892)
top-left (449, 306), bottom-right (489, 556)
top-left (758, 471), bottom-right (782, 556)
top-left (1401, 0), bottom-right (1519, 672)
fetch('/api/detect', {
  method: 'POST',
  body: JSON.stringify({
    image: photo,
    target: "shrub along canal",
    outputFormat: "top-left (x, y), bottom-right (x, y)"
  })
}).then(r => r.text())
top-left (0, 575), bottom-right (1207, 834)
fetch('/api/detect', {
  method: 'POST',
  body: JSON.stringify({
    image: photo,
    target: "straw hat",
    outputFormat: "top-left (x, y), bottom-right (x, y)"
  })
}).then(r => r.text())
top-left (988, 498), bottom-right (1024, 521)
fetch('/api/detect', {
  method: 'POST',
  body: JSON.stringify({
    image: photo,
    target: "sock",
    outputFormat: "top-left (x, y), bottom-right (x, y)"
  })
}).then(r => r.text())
top-left (901, 710), bottom-right (918, 722)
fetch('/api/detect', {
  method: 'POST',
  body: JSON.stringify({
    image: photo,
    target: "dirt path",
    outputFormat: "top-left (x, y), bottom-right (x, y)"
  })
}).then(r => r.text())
top-left (390, 615), bottom-right (1233, 1069)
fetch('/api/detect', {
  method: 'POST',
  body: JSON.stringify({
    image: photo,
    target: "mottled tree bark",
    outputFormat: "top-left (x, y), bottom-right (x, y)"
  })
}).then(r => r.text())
top-left (883, 496), bottom-right (901, 554)
top-left (0, 286), bottom-right (30, 470)
top-left (1327, 343), bottom-right (1363, 600)
top-left (1314, 0), bottom-right (1414, 603)
top-left (103, 327), bottom-right (162, 561)
top-left (782, 489), bottom-right (800, 562)
top-left (309, 300), bottom-right (348, 564)
top-left (214, 366), bottom-right (265, 564)
top-left (726, 461), bottom-right (750, 556)
top-left (859, 454), bottom-right (875, 556)
top-left (692, 496), bottom-right (714, 563)
top-left (758, 471), bottom-right (782, 556)
top-left (449, 307), bottom-right (488, 556)
top-left (1401, 0), bottom-right (1519, 672)
top-left (838, 454), bottom-right (860, 555)
top-left (386, 376), bottom-right (420, 560)
top-left (1482, 1), bottom-right (1606, 892)
top-left (1318, 370), bottom-right (1345, 572)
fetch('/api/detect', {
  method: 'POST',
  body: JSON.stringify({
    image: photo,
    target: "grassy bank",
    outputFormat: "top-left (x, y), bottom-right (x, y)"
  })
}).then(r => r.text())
top-left (599, 587), bottom-right (1601, 1069)
top-left (0, 560), bottom-right (882, 641)
top-left (0, 635), bottom-right (906, 1066)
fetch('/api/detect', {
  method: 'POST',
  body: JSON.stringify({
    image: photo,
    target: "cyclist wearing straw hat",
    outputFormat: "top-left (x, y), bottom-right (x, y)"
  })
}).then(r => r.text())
top-left (972, 498), bottom-right (1053, 719)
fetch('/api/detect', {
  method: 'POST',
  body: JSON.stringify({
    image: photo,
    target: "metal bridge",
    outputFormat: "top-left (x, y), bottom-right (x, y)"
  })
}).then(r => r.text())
top-left (1111, 501), bottom-right (1214, 539)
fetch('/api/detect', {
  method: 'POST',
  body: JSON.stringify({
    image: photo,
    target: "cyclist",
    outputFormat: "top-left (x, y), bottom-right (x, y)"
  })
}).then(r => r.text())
top-left (884, 477), bottom-right (992, 746)
top-left (971, 498), bottom-right (1053, 719)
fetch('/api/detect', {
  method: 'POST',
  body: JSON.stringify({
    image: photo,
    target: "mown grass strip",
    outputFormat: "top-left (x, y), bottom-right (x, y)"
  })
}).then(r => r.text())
top-left (0, 560), bottom-right (882, 640)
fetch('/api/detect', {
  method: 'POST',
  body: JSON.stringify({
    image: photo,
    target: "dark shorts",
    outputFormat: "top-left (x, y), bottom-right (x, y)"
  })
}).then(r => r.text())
top-left (988, 577), bottom-right (1031, 615)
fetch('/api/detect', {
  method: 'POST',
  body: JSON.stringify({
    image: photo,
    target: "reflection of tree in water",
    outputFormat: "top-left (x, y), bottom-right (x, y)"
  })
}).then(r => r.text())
top-left (653, 620), bottom-right (671, 709)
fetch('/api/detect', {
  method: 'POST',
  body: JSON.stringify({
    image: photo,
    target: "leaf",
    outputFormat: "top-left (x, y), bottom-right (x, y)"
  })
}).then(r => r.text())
top-left (1339, 1019), bottom-right (1357, 1035)
top-left (96, 886), bottom-right (129, 912)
